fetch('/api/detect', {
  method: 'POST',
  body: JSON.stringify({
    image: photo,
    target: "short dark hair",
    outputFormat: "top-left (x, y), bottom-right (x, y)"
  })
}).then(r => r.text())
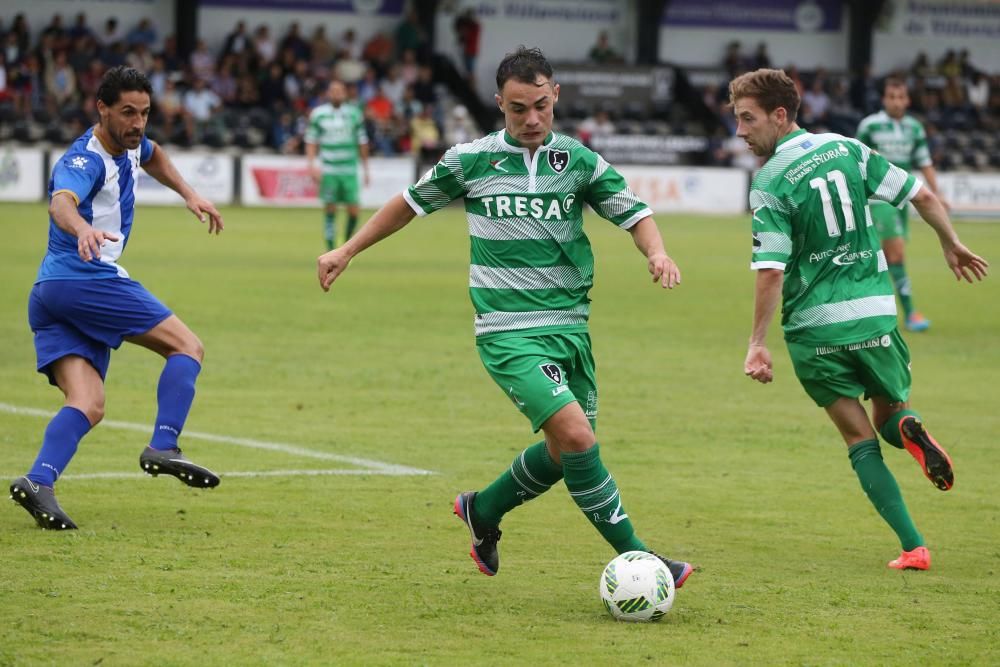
top-left (728, 68), bottom-right (801, 120)
top-left (882, 76), bottom-right (908, 95)
top-left (495, 46), bottom-right (553, 91)
top-left (96, 66), bottom-right (152, 106)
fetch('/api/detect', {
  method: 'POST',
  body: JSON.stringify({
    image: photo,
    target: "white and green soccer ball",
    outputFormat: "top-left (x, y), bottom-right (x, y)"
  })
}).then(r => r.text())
top-left (599, 551), bottom-right (675, 622)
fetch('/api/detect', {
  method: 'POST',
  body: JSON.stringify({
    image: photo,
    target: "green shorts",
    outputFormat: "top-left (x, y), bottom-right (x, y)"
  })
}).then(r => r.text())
top-left (477, 332), bottom-right (598, 432)
top-left (871, 200), bottom-right (909, 241)
top-left (320, 173), bottom-right (360, 205)
top-left (787, 328), bottom-right (911, 407)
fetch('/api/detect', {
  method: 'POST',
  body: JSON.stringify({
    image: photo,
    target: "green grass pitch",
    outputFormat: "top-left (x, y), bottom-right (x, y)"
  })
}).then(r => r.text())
top-left (1, 202), bottom-right (998, 665)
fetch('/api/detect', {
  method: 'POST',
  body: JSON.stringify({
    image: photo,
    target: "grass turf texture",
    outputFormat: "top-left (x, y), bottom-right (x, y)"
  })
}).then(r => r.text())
top-left (1, 202), bottom-right (998, 666)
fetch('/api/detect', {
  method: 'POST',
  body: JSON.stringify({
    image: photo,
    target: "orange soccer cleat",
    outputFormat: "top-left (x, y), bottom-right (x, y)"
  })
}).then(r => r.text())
top-left (888, 545), bottom-right (931, 570)
top-left (900, 416), bottom-right (954, 491)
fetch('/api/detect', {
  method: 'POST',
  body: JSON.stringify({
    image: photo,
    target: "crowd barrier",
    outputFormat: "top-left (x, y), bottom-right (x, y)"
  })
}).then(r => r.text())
top-left (2, 146), bottom-right (998, 219)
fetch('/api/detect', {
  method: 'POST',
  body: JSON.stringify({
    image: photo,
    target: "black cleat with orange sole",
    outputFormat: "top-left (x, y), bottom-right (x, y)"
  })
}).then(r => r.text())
top-left (900, 417), bottom-right (954, 491)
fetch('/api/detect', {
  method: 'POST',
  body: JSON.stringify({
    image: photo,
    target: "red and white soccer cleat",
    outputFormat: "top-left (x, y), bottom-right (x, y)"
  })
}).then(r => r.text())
top-left (888, 545), bottom-right (930, 570)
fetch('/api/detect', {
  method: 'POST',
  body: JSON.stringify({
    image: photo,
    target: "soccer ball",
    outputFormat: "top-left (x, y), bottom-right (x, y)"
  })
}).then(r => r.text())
top-left (599, 551), bottom-right (675, 622)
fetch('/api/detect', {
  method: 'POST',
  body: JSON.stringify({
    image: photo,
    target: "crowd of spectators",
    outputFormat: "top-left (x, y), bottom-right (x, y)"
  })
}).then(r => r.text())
top-left (0, 10), bottom-right (478, 158)
top-left (2, 12), bottom-right (998, 171)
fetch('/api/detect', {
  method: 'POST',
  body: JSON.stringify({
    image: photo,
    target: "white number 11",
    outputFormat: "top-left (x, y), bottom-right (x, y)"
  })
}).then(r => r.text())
top-left (809, 169), bottom-right (856, 237)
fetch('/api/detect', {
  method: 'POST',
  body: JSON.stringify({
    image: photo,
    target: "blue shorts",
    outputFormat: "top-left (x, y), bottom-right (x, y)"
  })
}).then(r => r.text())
top-left (29, 278), bottom-right (172, 386)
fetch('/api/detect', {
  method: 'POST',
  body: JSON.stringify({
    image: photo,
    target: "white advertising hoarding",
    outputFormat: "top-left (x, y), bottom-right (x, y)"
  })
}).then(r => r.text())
top-left (0, 148), bottom-right (45, 202)
top-left (936, 173), bottom-right (1000, 219)
top-left (616, 166), bottom-right (749, 215)
top-left (136, 153), bottom-right (235, 206)
top-left (241, 155), bottom-right (415, 208)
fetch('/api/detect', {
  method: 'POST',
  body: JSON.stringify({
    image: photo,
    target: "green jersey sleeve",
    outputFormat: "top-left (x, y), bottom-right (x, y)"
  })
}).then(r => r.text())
top-left (749, 188), bottom-right (793, 270)
top-left (584, 155), bottom-right (652, 229)
top-left (404, 147), bottom-right (466, 216)
top-left (861, 143), bottom-right (920, 209)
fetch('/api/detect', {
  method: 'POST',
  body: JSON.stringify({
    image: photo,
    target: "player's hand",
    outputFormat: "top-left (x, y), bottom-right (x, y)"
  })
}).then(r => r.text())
top-left (647, 252), bottom-right (681, 289)
top-left (186, 195), bottom-right (224, 234)
top-left (943, 242), bottom-right (989, 283)
top-left (363, 170), bottom-right (371, 187)
top-left (77, 227), bottom-right (120, 262)
top-left (318, 248), bottom-right (352, 292)
top-left (744, 344), bottom-right (773, 384)
top-left (310, 165), bottom-right (322, 183)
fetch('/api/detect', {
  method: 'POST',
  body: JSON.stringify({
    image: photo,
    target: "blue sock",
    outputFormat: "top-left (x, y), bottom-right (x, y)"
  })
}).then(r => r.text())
top-left (149, 354), bottom-right (202, 450)
top-left (26, 406), bottom-right (92, 487)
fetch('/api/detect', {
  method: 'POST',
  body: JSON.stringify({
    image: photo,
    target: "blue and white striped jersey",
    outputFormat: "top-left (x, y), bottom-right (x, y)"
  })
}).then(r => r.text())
top-left (37, 127), bottom-right (155, 282)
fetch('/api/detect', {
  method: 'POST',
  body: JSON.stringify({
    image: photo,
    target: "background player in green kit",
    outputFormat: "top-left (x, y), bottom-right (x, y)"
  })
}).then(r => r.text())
top-left (856, 77), bottom-right (947, 332)
top-left (732, 69), bottom-right (988, 571)
top-left (306, 80), bottom-right (370, 250)
top-left (317, 47), bottom-right (693, 587)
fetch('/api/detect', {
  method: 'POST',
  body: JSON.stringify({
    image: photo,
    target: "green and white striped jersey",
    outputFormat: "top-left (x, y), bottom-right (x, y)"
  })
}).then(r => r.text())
top-left (750, 129), bottom-right (921, 345)
top-left (855, 111), bottom-right (932, 171)
top-left (404, 130), bottom-right (652, 341)
top-left (305, 103), bottom-right (367, 175)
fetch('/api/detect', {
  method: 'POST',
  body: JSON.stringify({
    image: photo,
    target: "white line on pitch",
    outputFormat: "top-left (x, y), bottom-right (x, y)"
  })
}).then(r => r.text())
top-left (0, 402), bottom-right (435, 476)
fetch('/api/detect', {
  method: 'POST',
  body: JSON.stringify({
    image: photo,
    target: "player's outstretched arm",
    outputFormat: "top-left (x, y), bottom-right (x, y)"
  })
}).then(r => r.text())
top-left (317, 193), bottom-right (417, 292)
top-left (627, 216), bottom-right (681, 289)
top-left (142, 142), bottom-right (224, 234)
top-left (745, 268), bottom-right (783, 384)
top-left (910, 187), bottom-right (989, 283)
top-left (50, 191), bottom-right (120, 262)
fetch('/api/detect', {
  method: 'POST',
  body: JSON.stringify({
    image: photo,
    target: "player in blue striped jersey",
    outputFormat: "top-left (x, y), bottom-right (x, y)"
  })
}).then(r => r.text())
top-left (9, 67), bottom-right (224, 530)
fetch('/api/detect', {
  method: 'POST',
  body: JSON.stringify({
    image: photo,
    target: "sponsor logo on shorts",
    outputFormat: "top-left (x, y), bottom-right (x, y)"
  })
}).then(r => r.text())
top-left (552, 385), bottom-right (570, 397)
top-left (815, 336), bottom-right (889, 356)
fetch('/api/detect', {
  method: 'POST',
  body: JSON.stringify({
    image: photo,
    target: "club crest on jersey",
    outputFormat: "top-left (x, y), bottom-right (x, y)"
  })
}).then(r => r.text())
top-left (547, 149), bottom-right (569, 173)
top-left (540, 363), bottom-right (564, 385)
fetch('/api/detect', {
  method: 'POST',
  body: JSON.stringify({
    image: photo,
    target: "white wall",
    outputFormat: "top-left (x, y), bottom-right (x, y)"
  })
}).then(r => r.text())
top-left (5, 0), bottom-right (175, 50)
top-left (872, 0), bottom-right (1000, 74)
top-left (434, 0), bottom-right (635, 100)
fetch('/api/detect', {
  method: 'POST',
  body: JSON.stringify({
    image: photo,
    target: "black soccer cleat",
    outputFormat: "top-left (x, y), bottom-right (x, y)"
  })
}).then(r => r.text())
top-left (9, 476), bottom-right (77, 530)
top-left (648, 550), bottom-right (694, 589)
top-left (139, 447), bottom-right (220, 488)
top-left (453, 491), bottom-right (501, 576)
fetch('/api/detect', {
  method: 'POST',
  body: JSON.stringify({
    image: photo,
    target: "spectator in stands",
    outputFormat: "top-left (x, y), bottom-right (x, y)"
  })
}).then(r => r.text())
top-left (577, 110), bottom-right (615, 145)
top-left (444, 104), bottom-right (476, 145)
top-left (363, 32), bottom-right (394, 76)
top-left (356, 66), bottom-right (380, 105)
top-left (339, 28), bottom-right (361, 61)
top-left (78, 59), bottom-right (105, 101)
top-left (938, 50), bottom-right (960, 78)
top-left (235, 72), bottom-right (260, 109)
top-left (97, 18), bottom-right (123, 49)
top-left (159, 35), bottom-right (183, 73)
top-left (751, 43), bottom-right (771, 69)
top-left (911, 52), bottom-right (933, 78)
top-left (254, 24), bottom-right (276, 64)
top-left (68, 13), bottom-right (93, 42)
top-left (158, 78), bottom-right (192, 144)
top-left (335, 49), bottom-right (365, 85)
top-left (147, 55), bottom-right (168, 97)
top-left (190, 39), bottom-right (215, 82)
top-left (10, 13), bottom-right (30, 53)
top-left (127, 42), bottom-right (155, 73)
top-left (409, 104), bottom-right (440, 159)
top-left (723, 41), bottom-right (744, 78)
top-left (310, 26), bottom-right (334, 67)
top-left (45, 50), bottom-right (77, 112)
top-left (41, 14), bottom-right (68, 52)
top-left (397, 84), bottom-right (423, 121)
top-left (453, 8), bottom-right (481, 80)
top-left (588, 31), bottom-right (620, 65)
top-left (399, 48), bottom-right (419, 86)
top-left (849, 64), bottom-right (880, 116)
top-left (4, 32), bottom-right (25, 68)
top-left (380, 64), bottom-right (406, 110)
top-left (68, 34), bottom-right (98, 74)
top-left (280, 22), bottom-right (311, 62)
top-left (801, 77), bottom-right (831, 127)
top-left (183, 77), bottom-right (223, 142)
top-left (940, 75), bottom-right (967, 113)
top-left (967, 71), bottom-right (990, 120)
top-left (127, 18), bottom-right (157, 49)
top-left (222, 21), bottom-right (250, 58)
top-left (395, 9), bottom-right (427, 59)
top-left (259, 62), bottom-right (289, 110)
top-left (212, 55), bottom-right (239, 106)
top-left (0, 53), bottom-right (9, 104)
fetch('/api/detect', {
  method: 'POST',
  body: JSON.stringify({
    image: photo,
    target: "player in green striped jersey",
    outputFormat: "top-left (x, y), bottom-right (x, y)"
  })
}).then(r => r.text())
top-left (317, 47), bottom-right (693, 586)
top-left (306, 80), bottom-right (370, 250)
top-left (856, 77), bottom-right (947, 332)
top-left (732, 69), bottom-right (987, 571)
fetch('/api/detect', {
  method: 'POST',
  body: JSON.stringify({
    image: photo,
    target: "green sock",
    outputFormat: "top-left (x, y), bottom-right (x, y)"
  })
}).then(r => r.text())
top-left (324, 214), bottom-right (335, 251)
top-left (562, 444), bottom-right (646, 554)
top-left (888, 263), bottom-right (915, 318)
top-left (849, 439), bottom-right (924, 551)
top-left (473, 441), bottom-right (563, 526)
top-left (879, 409), bottom-right (922, 449)
top-left (346, 214), bottom-right (358, 239)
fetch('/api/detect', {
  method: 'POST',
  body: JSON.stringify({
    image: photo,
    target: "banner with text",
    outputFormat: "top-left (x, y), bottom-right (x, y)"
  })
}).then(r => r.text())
top-left (936, 172), bottom-right (1000, 219)
top-left (663, 0), bottom-right (842, 31)
top-left (0, 148), bottom-right (45, 202)
top-left (241, 155), bottom-right (415, 208)
top-left (617, 166), bottom-right (749, 215)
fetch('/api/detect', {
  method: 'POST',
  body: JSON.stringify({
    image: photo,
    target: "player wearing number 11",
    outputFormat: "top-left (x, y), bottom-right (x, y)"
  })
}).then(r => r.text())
top-left (732, 69), bottom-right (988, 571)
